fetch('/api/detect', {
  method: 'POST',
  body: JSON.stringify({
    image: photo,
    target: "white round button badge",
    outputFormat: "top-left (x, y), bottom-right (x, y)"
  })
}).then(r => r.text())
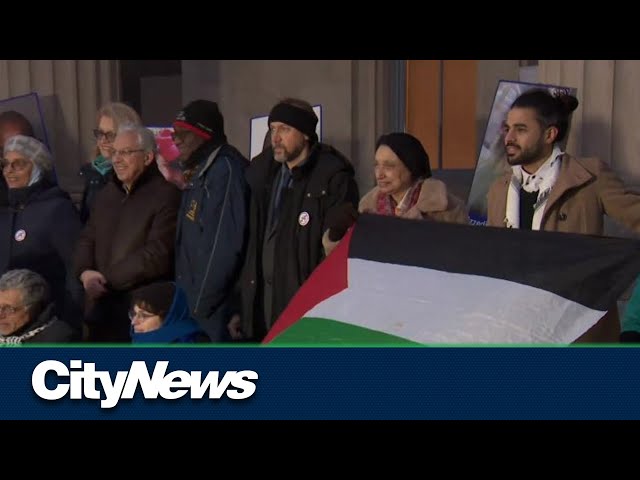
top-left (298, 212), bottom-right (310, 226)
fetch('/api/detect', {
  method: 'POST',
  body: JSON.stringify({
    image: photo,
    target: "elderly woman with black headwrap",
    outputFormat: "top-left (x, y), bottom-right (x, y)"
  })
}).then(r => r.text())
top-left (0, 135), bottom-right (82, 337)
top-left (360, 132), bottom-right (468, 221)
top-left (323, 132), bottom-right (469, 252)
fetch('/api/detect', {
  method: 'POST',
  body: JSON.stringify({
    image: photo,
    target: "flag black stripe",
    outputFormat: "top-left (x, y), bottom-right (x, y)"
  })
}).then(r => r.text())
top-left (349, 214), bottom-right (640, 311)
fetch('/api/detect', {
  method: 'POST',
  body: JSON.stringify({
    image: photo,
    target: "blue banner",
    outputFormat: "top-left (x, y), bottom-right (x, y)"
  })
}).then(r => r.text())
top-left (2, 346), bottom-right (640, 420)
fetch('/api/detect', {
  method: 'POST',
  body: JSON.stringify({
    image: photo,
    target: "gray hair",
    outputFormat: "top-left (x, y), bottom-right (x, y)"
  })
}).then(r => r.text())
top-left (3, 135), bottom-right (52, 171)
top-left (0, 269), bottom-right (50, 316)
top-left (93, 102), bottom-right (142, 158)
top-left (96, 102), bottom-right (142, 130)
top-left (116, 124), bottom-right (158, 155)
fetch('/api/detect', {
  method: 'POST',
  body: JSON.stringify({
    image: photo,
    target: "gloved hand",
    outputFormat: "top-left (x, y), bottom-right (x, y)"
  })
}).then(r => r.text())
top-left (325, 203), bottom-right (359, 242)
top-left (227, 313), bottom-right (244, 341)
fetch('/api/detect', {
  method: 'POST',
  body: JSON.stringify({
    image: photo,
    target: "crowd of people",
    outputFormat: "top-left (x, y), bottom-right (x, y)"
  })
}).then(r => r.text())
top-left (1, 88), bottom-right (639, 345)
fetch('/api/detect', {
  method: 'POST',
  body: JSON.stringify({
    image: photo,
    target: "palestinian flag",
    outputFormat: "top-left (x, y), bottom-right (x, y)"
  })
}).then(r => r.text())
top-left (264, 214), bottom-right (640, 345)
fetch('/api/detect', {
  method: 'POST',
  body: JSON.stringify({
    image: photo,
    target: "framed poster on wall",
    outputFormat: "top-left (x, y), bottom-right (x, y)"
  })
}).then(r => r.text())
top-left (0, 92), bottom-right (50, 149)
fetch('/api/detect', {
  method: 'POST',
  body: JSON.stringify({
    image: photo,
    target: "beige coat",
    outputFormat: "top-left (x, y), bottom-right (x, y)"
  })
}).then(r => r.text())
top-left (359, 177), bottom-right (469, 224)
top-left (487, 154), bottom-right (640, 235)
top-left (322, 177), bottom-right (468, 255)
top-left (487, 154), bottom-right (640, 342)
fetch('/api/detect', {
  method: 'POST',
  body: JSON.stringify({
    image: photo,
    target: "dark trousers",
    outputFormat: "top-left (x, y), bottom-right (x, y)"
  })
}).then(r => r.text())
top-left (85, 291), bottom-right (132, 343)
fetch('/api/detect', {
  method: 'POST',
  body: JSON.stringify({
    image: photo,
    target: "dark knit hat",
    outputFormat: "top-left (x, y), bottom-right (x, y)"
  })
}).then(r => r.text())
top-left (376, 132), bottom-right (431, 180)
top-left (268, 102), bottom-right (318, 142)
top-left (174, 100), bottom-right (225, 141)
top-left (131, 282), bottom-right (176, 319)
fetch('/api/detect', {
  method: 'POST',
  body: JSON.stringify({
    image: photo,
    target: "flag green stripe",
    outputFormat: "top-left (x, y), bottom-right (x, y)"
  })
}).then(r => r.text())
top-left (268, 317), bottom-right (420, 345)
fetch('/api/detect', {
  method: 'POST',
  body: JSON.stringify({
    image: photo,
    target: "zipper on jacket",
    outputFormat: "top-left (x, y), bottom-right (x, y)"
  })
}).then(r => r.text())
top-left (193, 156), bottom-right (234, 314)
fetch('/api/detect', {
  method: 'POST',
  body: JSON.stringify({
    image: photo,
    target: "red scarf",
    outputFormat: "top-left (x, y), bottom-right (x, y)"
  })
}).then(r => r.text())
top-left (375, 181), bottom-right (422, 217)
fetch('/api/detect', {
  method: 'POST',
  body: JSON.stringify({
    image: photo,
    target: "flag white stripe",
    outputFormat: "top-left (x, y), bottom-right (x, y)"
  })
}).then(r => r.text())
top-left (303, 258), bottom-right (604, 344)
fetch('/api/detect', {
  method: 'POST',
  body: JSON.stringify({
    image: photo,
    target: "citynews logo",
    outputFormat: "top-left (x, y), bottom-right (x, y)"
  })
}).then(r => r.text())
top-left (31, 360), bottom-right (258, 409)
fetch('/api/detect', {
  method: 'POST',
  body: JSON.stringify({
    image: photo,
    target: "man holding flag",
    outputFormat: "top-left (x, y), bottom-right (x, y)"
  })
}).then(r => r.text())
top-left (264, 89), bottom-right (640, 345)
top-left (487, 89), bottom-right (640, 341)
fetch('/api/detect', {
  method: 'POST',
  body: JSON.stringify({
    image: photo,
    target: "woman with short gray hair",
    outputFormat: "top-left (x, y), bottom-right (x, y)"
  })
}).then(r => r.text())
top-left (0, 269), bottom-right (75, 344)
top-left (0, 136), bottom-right (83, 336)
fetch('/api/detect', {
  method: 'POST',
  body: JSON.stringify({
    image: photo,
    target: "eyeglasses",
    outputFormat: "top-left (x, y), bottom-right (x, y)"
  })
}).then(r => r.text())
top-left (0, 304), bottom-right (27, 318)
top-left (0, 158), bottom-right (30, 172)
top-left (128, 308), bottom-right (157, 322)
top-left (93, 129), bottom-right (117, 142)
top-left (113, 149), bottom-right (145, 159)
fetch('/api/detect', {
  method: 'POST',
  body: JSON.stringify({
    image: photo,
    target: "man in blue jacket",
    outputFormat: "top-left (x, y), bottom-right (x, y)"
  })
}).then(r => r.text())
top-left (173, 100), bottom-right (250, 341)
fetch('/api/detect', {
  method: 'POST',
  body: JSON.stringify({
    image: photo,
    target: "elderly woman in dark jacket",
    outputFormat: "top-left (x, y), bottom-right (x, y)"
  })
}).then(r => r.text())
top-left (0, 135), bottom-right (83, 335)
top-left (0, 269), bottom-right (75, 344)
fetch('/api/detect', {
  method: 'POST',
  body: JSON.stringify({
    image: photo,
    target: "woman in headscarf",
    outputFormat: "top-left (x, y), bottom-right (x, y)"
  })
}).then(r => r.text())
top-left (129, 282), bottom-right (209, 343)
top-left (0, 135), bottom-right (83, 336)
top-left (323, 132), bottom-right (469, 252)
top-left (361, 132), bottom-right (468, 221)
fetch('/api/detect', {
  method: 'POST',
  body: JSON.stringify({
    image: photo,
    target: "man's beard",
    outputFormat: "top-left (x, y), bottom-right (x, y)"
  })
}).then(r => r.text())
top-left (273, 141), bottom-right (305, 164)
top-left (505, 139), bottom-right (546, 167)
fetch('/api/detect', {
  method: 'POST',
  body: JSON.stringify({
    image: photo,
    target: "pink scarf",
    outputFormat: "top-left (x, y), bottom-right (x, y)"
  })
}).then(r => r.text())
top-left (376, 181), bottom-right (423, 217)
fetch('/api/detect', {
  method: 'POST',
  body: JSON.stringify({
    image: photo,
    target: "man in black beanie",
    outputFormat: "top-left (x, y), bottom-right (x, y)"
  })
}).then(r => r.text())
top-left (227, 97), bottom-right (359, 342)
top-left (173, 99), bottom-right (250, 342)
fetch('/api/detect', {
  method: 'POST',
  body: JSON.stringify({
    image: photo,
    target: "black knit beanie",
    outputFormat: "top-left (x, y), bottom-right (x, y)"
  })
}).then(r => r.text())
top-left (268, 102), bottom-right (318, 142)
top-left (174, 100), bottom-right (226, 143)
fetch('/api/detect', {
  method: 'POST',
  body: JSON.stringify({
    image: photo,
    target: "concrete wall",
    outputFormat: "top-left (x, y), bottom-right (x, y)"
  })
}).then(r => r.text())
top-left (141, 75), bottom-right (182, 127)
top-left (181, 60), bottom-right (389, 195)
top-left (181, 60), bottom-right (524, 201)
top-left (475, 60), bottom-right (520, 156)
top-left (0, 60), bottom-right (119, 200)
top-left (436, 61), bottom-right (521, 203)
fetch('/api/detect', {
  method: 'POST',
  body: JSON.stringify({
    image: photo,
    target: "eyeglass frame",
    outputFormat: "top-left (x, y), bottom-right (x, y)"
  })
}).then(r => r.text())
top-left (128, 308), bottom-right (158, 322)
top-left (92, 128), bottom-right (117, 143)
top-left (0, 303), bottom-right (32, 318)
top-left (112, 148), bottom-right (146, 159)
top-left (0, 157), bottom-right (31, 172)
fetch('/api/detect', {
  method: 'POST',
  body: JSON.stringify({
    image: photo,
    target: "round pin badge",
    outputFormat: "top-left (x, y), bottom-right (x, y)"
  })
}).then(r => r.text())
top-left (14, 229), bottom-right (26, 242)
top-left (298, 211), bottom-right (310, 226)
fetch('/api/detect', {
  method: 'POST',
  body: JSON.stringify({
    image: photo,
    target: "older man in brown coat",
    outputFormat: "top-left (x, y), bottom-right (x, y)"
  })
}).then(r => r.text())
top-left (74, 124), bottom-right (182, 342)
top-left (487, 89), bottom-right (640, 342)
